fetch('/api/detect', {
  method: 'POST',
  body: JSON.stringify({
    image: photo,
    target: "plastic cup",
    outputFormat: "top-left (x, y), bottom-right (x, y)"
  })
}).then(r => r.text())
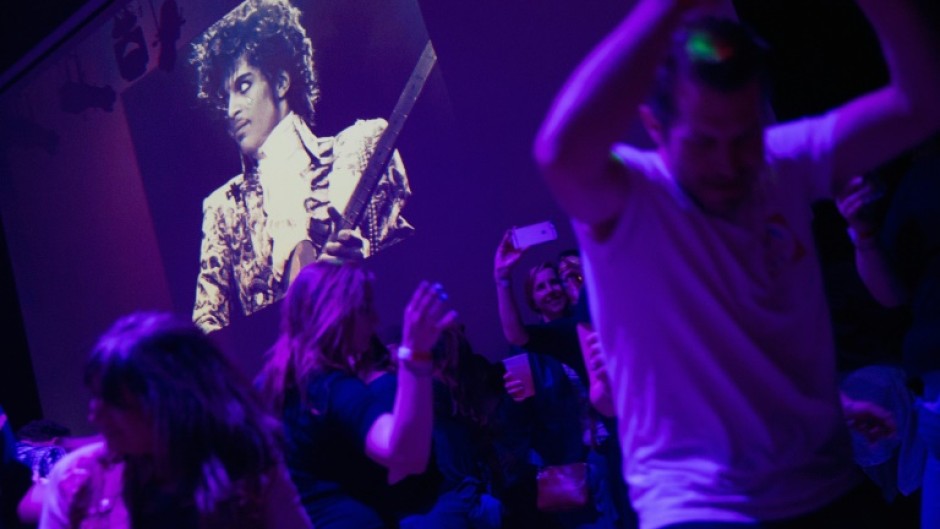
top-left (503, 353), bottom-right (535, 400)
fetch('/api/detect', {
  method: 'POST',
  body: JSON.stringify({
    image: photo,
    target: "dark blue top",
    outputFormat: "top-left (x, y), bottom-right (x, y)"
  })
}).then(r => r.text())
top-left (282, 371), bottom-right (388, 529)
top-left (881, 155), bottom-right (940, 376)
top-left (522, 287), bottom-right (592, 383)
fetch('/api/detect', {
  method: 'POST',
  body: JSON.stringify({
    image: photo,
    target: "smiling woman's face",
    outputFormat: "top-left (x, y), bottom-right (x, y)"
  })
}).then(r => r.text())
top-left (225, 56), bottom-right (288, 159)
top-left (531, 267), bottom-right (568, 321)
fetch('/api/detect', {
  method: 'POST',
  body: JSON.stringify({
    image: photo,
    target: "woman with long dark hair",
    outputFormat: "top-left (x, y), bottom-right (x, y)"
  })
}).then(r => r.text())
top-left (40, 312), bottom-right (309, 529)
top-left (256, 261), bottom-right (455, 529)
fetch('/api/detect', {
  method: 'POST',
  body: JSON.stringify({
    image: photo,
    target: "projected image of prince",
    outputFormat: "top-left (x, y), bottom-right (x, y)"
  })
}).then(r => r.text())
top-left (190, 0), bottom-right (414, 333)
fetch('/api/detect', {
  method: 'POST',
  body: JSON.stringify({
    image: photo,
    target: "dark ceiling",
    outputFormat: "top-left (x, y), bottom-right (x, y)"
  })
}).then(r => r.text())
top-left (1, 1), bottom-right (92, 76)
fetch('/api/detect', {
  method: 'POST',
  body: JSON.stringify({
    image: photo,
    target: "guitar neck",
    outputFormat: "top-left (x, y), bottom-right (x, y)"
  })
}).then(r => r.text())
top-left (338, 40), bottom-right (437, 233)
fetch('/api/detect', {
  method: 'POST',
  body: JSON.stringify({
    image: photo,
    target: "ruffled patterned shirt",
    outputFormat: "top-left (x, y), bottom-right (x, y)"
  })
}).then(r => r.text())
top-left (193, 114), bottom-right (413, 333)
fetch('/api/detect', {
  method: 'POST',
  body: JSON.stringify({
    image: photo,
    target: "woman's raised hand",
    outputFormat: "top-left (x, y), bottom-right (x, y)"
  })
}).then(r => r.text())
top-left (401, 281), bottom-right (458, 357)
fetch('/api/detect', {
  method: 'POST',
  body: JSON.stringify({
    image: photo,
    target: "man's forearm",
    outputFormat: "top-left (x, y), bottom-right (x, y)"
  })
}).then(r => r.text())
top-left (534, 0), bottom-right (686, 221)
top-left (856, 0), bottom-right (940, 118)
top-left (831, 0), bottom-right (940, 185)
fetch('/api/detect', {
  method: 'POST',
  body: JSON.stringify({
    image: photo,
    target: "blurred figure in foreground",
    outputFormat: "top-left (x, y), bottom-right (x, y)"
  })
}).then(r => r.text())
top-left (41, 312), bottom-right (310, 529)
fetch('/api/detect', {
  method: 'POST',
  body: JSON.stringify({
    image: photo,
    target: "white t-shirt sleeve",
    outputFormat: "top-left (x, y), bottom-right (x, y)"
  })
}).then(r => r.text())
top-left (765, 111), bottom-right (839, 203)
top-left (38, 449), bottom-right (78, 529)
top-left (610, 143), bottom-right (663, 184)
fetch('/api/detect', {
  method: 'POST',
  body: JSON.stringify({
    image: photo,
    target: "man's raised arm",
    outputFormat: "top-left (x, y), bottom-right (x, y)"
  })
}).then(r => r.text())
top-left (534, 1), bottom-right (712, 229)
top-left (829, 0), bottom-right (940, 194)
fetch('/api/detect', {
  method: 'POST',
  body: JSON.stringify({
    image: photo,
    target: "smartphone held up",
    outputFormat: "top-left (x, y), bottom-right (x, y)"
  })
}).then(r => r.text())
top-left (512, 221), bottom-right (558, 250)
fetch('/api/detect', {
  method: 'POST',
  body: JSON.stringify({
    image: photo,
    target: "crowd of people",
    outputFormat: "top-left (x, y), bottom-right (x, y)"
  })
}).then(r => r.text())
top-left (1, 254), bottom-right (630, 529)
top-left (3, 0), bottom-right (940, 528)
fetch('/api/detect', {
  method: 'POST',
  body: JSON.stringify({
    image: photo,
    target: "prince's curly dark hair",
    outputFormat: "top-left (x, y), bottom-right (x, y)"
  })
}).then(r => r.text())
top-left (191, 0), bottom-right (319, 126)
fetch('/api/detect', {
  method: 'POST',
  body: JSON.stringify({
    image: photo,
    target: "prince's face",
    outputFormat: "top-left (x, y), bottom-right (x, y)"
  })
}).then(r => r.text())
top-left (224, 56), bottom-right (288, 159)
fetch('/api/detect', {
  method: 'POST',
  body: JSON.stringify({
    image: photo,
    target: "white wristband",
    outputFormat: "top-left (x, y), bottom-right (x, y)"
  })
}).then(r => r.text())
top-left (397, 346), bottom-right (432, 363)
